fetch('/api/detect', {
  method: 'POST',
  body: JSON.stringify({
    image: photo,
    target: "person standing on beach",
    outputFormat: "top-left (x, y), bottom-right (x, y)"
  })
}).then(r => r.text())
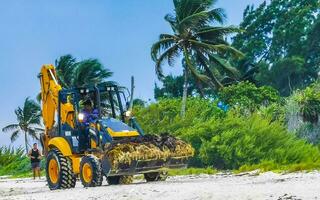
top-left (28, 143), bottom-right (42, 179)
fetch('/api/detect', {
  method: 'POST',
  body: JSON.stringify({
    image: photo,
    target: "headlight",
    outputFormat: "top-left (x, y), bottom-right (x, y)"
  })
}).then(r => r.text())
top-left (125, 110), bottom-right (132, 117)
top-left (78, 113), bottom-right (85, 122)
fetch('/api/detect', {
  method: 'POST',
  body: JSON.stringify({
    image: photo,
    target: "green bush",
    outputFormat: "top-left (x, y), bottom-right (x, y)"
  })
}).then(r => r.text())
top-left (0, 146), bottom-right (30, 176)
top-left (134, 98), bottom-right (225, 135)
top-left (295, 83), bottom-right (320, 124)
top-left (219, 81), bottom-right (280, 114)
top-left (134, 98), bottom-right (320, 170)
top-left (195, 113), bottom-right (320, 169)
top-left (284, 82), bottom-right (320, 144)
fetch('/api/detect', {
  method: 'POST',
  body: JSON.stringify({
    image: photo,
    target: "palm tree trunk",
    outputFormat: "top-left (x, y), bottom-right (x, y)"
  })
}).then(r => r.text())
top-left (288, 75), bottom-right (293, 94)
top-left (181, 67), bottom-right (188, 117)
top-left (195, 80), bottom-right (205, 98)
top-left (24, 131), bottom-right (29, 154)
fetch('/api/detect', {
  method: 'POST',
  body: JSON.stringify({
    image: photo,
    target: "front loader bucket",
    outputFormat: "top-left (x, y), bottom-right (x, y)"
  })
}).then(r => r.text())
top-left (101, 156), bottom-right (189, 176)
top-left (101, 134), bottom-right (194, 176)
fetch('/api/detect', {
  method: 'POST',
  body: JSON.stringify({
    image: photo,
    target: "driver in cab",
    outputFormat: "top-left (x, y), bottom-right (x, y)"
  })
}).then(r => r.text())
top-left (80, 99), bottom-right (99, 124)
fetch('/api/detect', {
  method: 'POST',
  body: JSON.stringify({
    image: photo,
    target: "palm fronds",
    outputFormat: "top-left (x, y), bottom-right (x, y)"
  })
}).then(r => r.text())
top-left (55, 55), bottom-right (115, 89)
top-left (2, 98), bottom-right (42, 152)
top-left (151, 0), bottom-right (243, 91)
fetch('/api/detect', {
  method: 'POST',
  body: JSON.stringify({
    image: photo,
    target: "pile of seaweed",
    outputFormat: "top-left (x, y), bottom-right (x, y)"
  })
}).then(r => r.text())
top-left (104, 133), bottom-right (194, 170)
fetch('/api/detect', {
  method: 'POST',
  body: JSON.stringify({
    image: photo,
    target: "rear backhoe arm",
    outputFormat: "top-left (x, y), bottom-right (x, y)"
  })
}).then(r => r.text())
top-left (39, 64), bottom-right (62, 131)
top-left (38, 64), bottom-right (75, 153)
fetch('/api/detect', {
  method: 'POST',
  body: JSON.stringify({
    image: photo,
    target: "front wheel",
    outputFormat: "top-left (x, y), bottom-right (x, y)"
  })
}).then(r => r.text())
top-left (80, 155), bottom-right (102, 187)
top-left (46, 148), bottom-right (76, 190)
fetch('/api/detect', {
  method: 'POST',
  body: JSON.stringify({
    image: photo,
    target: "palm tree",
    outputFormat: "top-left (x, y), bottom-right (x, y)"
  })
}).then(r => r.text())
top-left (55, 54), bottom-right (114, 89)
top-left (54, 54), bottom-right (77, 88)
top-left (2, 98), bottom-right (42, 153)
top-left (37, 55), bottom-right (115, 102)
top-left (151, 0), bottom-right (243, 116)
top-left (73, 59), bottom-right (114, 88)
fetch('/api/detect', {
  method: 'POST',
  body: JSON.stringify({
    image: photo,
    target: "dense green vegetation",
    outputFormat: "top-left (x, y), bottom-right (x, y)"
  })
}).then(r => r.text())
top-left (233, 0), bottom-right (320, 96)
top-left (134, 98), bottom-right (224, 135)
top-left (218, 81), bottom-right (280, 113)
top-left (0, 147), bottom-right (33, 176)
top-left (134, 95), bottom-right (320, 170)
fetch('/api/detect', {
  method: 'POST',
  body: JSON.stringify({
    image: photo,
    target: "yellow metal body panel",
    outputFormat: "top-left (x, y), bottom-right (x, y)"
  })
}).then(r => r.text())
top-left (91, 139), bottom-right (97, 149)
top-left (48, 137), bottom-right (81, 174)
top-left (48, 137), bottom-right (72, 156)
top-left (107, 127), bottom-right (139, 137)
top-left (60, 102), bottom-right (75, 129)
top-left (70, 156), bottom-right (81, 174)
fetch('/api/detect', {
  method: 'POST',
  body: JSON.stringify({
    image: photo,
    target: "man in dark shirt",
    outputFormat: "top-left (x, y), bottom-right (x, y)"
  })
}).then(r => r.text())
top-left (28, 143), bottom-right (42, 179)
top-left (82, 99), bottom-right (98, 124)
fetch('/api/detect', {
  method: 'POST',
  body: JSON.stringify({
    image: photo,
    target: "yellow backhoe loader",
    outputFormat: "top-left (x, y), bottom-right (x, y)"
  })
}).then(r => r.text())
top-left (38, 64), bottom-right (194, 189)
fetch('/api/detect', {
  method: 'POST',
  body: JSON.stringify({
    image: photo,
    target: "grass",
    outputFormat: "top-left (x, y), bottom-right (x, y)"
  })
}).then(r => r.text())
top-left (2, 170), bottom-right (45, 178)
top-left (235, 161), bottom-right (320, 174)
top-left (9, 170), bottom-right (45, 178)
top-left (168, 167), bottom-right (218, 176)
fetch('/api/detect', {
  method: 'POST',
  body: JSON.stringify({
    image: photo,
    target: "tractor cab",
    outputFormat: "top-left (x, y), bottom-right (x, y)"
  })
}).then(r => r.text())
top-left (57, 83), bottom-right (141, 154)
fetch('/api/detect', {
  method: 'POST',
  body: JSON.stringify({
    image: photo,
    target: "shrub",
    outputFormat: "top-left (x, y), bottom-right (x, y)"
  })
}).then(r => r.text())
top-left (195, 113), bottom-right (320, 169)
top-left (218, 81), bottom-right (280, 113)
top-left (294, 83), bottom-right (320, 124)
top-left (0, 146), bottom-right (31, 175)
top-left (133, 98), bottom-right (225, 135)
top-left (134, 98), bottom-right (320, 171)
top-left (285, 82), bottom-right (320, 144)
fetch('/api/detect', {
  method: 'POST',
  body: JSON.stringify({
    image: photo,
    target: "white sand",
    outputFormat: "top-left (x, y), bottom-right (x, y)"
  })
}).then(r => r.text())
top-left (0, 171), bottom-right (319, 200)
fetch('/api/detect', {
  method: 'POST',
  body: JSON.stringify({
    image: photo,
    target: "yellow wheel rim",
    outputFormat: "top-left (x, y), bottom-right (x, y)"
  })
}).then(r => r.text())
top-left (48, 158), bottom-right (59, 184)
top-left (82, 163), bottom-right (92, 183)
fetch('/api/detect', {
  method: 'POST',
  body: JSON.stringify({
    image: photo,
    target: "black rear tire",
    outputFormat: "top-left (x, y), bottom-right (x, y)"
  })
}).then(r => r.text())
top-left (107, 175), bottom-right (133, 185)
top-left (79, 155), bottom-right (102, 187)
top-left (107, 176), bottom-right (120, 185)
top-left (144, 171), bottom-right (168, 182)
top-left (46, 148), bottom-right (76, 190)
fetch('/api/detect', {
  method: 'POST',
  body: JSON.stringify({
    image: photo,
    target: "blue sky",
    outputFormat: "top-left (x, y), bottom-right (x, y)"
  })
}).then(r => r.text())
top-left (0, 0), bottom-right (264, 147)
